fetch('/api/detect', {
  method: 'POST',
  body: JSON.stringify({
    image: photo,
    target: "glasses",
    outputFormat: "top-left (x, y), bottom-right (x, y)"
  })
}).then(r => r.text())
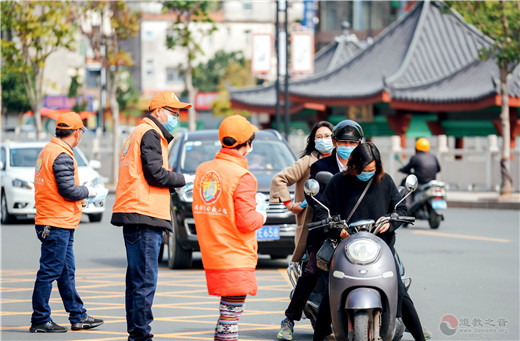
top-left (315, 133), bottom-right (332, 139)
top-left (163, 107), bottom-right (180, 118)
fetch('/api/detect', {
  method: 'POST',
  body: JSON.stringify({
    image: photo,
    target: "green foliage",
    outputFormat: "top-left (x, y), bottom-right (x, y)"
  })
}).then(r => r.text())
top-left (446, 1), bottom-right (520, 69)
top-left (192, 50), bottom-right (247, 92)
top-left (1, 1), bottom-right (78, 74)
top-left (0, 72), bottom-right (31, 113)
top-left (163, 1), bottom-right (218, 64)
top-left (211, 59), bottom-right (257, 117)
top-left (68, 73), bottom-right (81, 98)
top-left (117, 69), bottom-right (140, 112)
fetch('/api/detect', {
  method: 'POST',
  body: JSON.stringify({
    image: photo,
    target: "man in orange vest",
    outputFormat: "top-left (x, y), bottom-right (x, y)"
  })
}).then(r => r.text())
top-left (192, 114), bottom-right (267, 341)
top-left (30, 112), bottom-right (103, 333)
top-left (111, 91), bottom-right (192, 341)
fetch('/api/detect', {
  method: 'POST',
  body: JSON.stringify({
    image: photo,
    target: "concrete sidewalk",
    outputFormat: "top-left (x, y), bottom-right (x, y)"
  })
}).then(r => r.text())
top-left (447, 191), bottom-right (520, 210)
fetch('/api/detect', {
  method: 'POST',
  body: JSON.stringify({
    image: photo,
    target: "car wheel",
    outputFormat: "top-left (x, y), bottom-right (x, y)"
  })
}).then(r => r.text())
top-left (1, 191), bottom-right (15, 225)
top-left (88, 213), bottom-right (103, 223)
top-left (167, 209), bottom-right (192, 269)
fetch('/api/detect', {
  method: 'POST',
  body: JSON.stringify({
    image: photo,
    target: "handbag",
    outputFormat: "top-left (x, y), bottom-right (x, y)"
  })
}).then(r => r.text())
top-left (315, 177), bottom-right (374, 272)
top-left (316, 238), bottom-right (336, 271)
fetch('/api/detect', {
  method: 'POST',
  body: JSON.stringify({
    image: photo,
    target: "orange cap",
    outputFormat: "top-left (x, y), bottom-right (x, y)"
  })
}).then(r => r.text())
top-left (149, 91), bottom-right (192, 111)
top-left (56, 112), bottom-right (86, 131)
top-left (219, 115), bottom-right (259, 148)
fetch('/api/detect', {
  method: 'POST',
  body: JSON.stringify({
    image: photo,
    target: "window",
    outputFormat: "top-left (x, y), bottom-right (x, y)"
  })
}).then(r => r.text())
top-left (166, 67), bottom-right (183, 83)
top-left (243, 1), bottom-right (252, 11)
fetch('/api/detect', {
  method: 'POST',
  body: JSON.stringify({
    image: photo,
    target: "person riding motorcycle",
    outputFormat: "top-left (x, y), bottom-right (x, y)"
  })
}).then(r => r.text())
top-left (399, 138), bottom-right (441, 185)
top-left (277, 120), bottom-right (363, 341)
top-left (312, 142), bottom-right (427, 341)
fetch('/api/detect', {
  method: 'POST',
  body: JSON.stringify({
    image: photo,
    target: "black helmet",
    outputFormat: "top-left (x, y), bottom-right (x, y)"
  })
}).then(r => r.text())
top-left (332, 120), bottom-right (364, 142)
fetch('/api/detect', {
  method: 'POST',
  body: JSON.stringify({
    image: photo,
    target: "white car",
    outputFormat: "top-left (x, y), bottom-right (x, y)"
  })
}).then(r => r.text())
top-left (0, 141), bottom-right (106, 224)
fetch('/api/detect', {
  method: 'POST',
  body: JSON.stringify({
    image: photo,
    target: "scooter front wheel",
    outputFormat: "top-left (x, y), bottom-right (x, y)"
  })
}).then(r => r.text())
top-left (353, 310), bottom-right (370, 341)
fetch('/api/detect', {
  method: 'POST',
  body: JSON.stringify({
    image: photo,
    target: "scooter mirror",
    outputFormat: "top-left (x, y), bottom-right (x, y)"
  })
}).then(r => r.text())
top-left (316, 171), bottom-right (334, 186)
top-left (304, 179), bottom-right (320, 196)
top-left (405, 174), bottom-right (418, 192)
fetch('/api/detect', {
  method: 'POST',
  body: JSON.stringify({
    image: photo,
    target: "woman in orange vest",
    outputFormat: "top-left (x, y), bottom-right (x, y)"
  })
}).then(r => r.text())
top-left (31, 112), bottom-right (103, 333)
top-left (193, 115), bottom-right (267, 341)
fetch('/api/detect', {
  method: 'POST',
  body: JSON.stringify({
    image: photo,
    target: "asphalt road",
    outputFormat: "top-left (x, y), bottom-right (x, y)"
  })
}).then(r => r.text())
top-left (1, 194), bottom-right (519, 341)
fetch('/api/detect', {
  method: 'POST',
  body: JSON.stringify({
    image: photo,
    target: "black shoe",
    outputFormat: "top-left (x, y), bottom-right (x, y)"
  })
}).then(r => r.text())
top-left (29, 321), bottom-right (68, 333)
top-left (70, 315), bottom-right (104, 330)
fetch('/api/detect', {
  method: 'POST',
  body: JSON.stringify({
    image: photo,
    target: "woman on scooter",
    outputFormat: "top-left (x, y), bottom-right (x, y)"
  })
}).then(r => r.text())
top-left (312, 142), bottom-right (427, 341)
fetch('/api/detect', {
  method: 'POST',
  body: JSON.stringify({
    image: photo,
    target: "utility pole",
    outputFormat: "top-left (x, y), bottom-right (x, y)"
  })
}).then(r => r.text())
top-left (283, 0), bottom-right (290, 138)
top-left (275, 0), bottom-right (281, 132)
top-left (99, 37), bottom-right (106, 132)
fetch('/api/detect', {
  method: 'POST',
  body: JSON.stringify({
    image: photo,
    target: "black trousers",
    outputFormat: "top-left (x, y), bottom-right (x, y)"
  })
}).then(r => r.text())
top-left (285, 251), bottom-right (320, 321)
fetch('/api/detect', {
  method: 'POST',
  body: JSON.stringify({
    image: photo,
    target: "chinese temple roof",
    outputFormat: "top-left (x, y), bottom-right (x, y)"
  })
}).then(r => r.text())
top-left (229, 33), bottom-right (363, 113)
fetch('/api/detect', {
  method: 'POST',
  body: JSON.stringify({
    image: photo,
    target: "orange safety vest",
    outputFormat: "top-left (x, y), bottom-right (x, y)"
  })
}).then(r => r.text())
top-left (112, 117), bottom-right (171, 221)
top-left (193, 150), bottom-right (259, 296)
top-left (34, 137), bottom-right (82, 229)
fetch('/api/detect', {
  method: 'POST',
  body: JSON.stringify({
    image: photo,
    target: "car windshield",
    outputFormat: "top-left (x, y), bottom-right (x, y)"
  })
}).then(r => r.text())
top-left (180, 138), bottom-right (296, 174)
top-left (8, 146), bottom-right (87, 167)
top-left (9, 147), bottom-right (42, 167)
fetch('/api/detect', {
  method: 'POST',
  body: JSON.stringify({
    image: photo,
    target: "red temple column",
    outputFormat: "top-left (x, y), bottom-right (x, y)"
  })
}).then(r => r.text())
top-left (386, 110), bottom-right (412, 148)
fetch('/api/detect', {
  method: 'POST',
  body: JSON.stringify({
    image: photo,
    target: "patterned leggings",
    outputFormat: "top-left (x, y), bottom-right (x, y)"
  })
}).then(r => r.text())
top-left (214, 295), bottom-right (247, 341)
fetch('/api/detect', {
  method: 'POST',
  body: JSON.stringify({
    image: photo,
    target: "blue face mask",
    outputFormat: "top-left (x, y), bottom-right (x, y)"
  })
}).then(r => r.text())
top-left (357, 171), bottom-right (376, 182)
top-left (315, 138), bottom-right (334, 154)
top-left (162, 115), bottom-right (178, 133)
top-left (337, 146), bottom-right (356, 160)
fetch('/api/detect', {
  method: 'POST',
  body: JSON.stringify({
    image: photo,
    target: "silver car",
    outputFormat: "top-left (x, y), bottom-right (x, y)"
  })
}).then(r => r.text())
top-left (0, 141), bottom-right (106, 224)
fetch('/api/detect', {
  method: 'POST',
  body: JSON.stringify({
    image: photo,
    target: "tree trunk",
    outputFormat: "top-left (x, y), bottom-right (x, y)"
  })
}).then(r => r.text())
top-left (110, 66), bottom-right (121, 186)
top-left (186, 52), bottom-right (196, 132)
top-left (499, 67), bottom-right (513, 195)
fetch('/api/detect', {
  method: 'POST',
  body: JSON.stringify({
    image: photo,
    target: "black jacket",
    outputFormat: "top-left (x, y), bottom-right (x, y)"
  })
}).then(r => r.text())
top-left (399, 151), bottom-right (440, 185)
top-left (53, 152), bottom-right (89, 201)
top-left (305, 150), bottom-right (341, 208)
top-left (111, 115), bottom-right (186, 230)
top-left (310, 172), bottom-right (406, 253)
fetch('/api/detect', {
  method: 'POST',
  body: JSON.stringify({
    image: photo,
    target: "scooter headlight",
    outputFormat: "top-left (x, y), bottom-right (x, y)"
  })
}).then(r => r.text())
top-left (345, 238), bottom-right (380, 264)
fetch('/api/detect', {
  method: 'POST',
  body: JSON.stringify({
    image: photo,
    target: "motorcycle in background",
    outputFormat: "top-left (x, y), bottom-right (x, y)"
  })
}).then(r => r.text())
top-left (302, 174), bottom-right (418, 341)
top-left (407, 180), bottom-right (447, 229)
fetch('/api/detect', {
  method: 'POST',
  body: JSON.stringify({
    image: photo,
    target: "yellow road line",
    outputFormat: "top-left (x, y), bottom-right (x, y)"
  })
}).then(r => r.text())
top-left (411, 230), bottom-right (512, 243)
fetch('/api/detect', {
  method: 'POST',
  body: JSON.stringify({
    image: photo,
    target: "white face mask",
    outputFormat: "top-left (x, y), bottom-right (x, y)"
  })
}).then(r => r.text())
top-left (246, 144), bottom-right (253, 155)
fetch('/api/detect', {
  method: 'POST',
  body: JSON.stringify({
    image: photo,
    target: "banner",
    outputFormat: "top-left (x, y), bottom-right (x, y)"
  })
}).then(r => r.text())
top-left (251, 33), bottom-right (273, 75)
top-left (291, 32), bottom-right (314, 74)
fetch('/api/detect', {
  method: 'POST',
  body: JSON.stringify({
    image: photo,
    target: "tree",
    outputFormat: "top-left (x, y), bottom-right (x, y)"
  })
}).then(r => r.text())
top-left (68, 70), bottom-right (87, 113)
top-left (163, 1), bottom-right (218, 131)
top-left (1, 1), bottom-right (78, 140)
top-left (77, 1), bottom-right (139, 184)
top-left (1, 71), bottom-right (31, 114)
top-left (447, 1), bottom-right (520, 195)
top-left (192, 50), bottom-right (247, 92)
top-left (211, 59), bottom-right (257, 117)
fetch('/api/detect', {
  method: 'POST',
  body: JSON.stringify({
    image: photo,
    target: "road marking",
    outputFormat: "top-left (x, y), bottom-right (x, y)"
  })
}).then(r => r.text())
top-left (411, 230), bottom-right (512, 243)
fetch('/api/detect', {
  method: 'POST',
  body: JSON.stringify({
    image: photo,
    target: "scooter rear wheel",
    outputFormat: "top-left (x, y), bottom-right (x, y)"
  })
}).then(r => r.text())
top-left (353, 310), bottom-right (370, 341)
top-left (428, 206), bottom-right (441, 229)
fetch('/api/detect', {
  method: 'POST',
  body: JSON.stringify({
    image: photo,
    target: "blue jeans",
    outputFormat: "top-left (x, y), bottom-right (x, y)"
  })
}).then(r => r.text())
top-left (123, 225), bottom-right (162, 341)
top-left (31, 225), bottom-right (86, 324)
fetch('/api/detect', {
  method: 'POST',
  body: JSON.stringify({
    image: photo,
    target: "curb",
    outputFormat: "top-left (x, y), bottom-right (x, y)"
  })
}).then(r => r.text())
top-left (447, 200), bottom-right (520, 210)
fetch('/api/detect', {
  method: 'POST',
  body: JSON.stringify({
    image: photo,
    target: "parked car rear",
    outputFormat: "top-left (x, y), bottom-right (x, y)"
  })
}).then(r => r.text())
top-left (0, 141), bottom-right (106, 224)
top-left (162, 129), bottom-right (298, 269)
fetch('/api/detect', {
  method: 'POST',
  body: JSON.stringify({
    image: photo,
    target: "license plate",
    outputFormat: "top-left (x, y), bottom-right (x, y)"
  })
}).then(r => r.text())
top-left (256, 225), bottom-right (280, 240)
top-left (431, 199), bottom-right (447, 210)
